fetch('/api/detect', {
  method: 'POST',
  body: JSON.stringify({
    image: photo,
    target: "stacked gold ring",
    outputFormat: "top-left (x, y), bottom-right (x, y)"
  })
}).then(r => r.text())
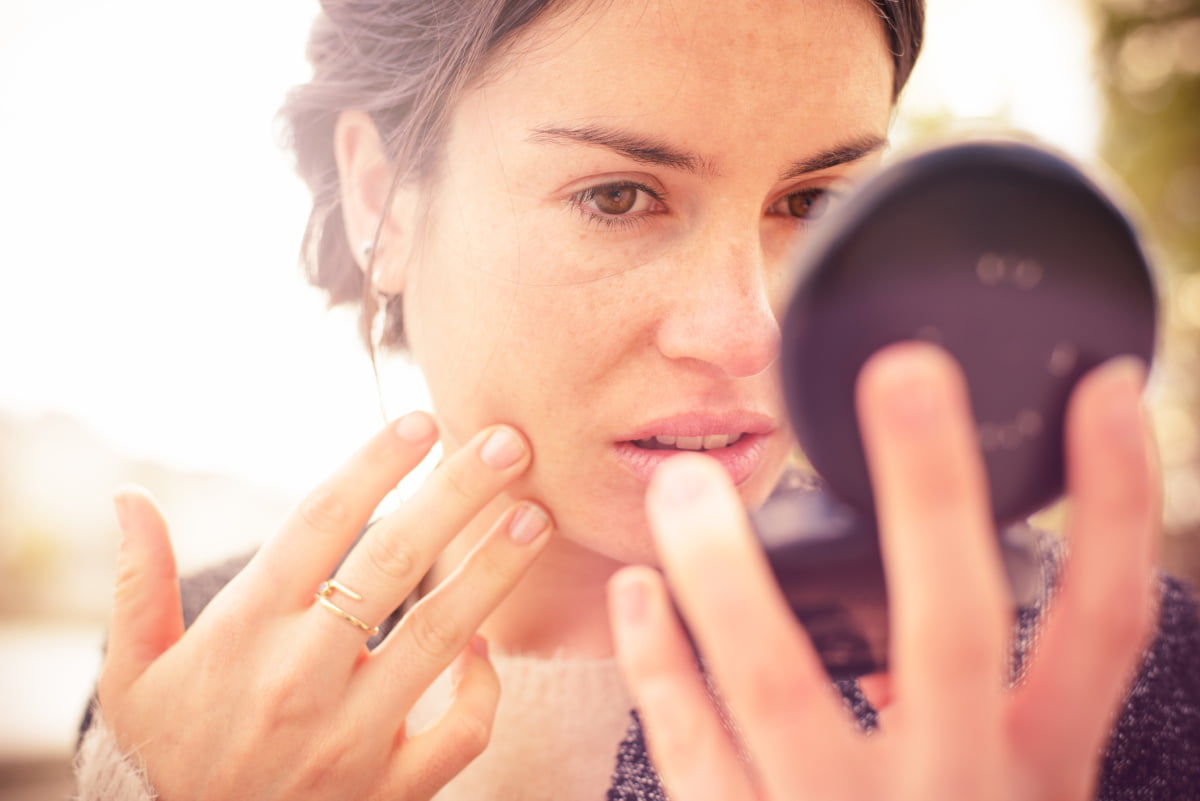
top-left (314, 579), bottom-right (380, 636)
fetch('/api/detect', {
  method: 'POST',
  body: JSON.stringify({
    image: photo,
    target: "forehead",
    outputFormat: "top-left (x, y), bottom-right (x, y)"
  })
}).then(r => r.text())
top-left (463, 0), bottom-right (893, 158)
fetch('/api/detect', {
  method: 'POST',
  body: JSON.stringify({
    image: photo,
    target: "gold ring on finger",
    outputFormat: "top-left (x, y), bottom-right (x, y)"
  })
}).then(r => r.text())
top-left (314, 579), bottom-right (380, 636)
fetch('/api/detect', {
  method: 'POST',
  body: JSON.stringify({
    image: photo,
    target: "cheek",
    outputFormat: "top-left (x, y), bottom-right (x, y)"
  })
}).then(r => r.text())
top-left (404, 188), bottom-right (652, 420)
top-left (480, 286), bottom-right (644, 429)
top-left (511, 274), bottom-right (670, 421)
top-left (404, 261), bottom-right (631, 436)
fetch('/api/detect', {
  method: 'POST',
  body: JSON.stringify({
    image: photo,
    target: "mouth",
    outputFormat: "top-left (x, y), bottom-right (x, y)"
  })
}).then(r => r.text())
top-left (613, 414), bottom-right (777, 486)
top-left (629, 433), bottom-right (747, 451)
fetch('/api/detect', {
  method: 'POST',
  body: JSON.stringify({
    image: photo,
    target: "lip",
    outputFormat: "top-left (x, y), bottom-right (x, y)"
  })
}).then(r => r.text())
top-left (612, 411), bottom-right (778, 486)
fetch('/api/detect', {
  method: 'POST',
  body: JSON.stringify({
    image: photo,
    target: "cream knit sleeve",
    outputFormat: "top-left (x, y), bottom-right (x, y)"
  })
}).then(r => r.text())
top-left (74, 711), bottom-right (158, 801)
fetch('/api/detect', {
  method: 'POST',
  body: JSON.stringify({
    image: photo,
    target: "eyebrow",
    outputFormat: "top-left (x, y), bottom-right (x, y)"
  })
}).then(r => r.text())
top-left (528, 124), bottom-right (887, 181)
top-left (777, 134), bottom-right (889, 182)
top-left (528, 124), bottom-right (711, 174)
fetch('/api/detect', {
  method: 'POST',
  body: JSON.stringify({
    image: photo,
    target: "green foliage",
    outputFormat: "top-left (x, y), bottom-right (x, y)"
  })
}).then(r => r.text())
top-left (1098, 0), bottom-right (1200, 273)
top-left (1097, 0), bottom-right (1200, 584)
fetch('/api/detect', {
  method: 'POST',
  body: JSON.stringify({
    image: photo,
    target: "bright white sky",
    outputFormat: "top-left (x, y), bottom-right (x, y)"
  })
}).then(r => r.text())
top-left (0, 0), bottom-right (1101, 499)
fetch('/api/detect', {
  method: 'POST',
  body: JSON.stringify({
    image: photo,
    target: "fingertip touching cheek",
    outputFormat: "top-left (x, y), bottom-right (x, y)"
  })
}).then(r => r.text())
top-left (400, 0), bottom-right (895, 565)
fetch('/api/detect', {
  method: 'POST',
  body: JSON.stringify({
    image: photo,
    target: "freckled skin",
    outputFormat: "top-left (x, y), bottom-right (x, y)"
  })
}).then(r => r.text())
top-left (395, 0), bottom-right (893, 652)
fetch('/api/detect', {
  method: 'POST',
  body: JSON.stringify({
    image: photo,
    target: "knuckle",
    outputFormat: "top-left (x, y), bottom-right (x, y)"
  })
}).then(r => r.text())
top-left (920, 611), bottom-right (1004, 674)
top-left (911, 597), bottom-right (1007, 673)
top-left (641, 706), bottom-right (708, 771)
top-left (434, 457), bottom-right (478, 505)
top-left (252, 651), bottom-right (332, 729)
top-left (257, 692), bottom-right (312, 735)
top-left (940, 631), bottom-right (1003, 676)
top-left (630, 677), bottom-right (742, 785)
top-left (406, 610), bottom-right (462, 662)
top-left (635, 674), bottom-right (694, 730)
top-left (731, 655), bottom-right (851, 731)
top-left (109, 567), bottom-right (143, 613)
top-left (256, 670), bottom-right (320, 726)
top-left (735, 663), bottom-right (810, 721)
top-left (313, 731), bottom-right (360, 779)
top-left (297, 486), bottom-right (351, 535)
top-left (471, 546), bottom-right (516, 586)
top-left (361, 529), bottom-right (420, 583)
top-left (361, 428), bottom-right (400, 469)
top-left (449, 711), bottom-right (493, 760)
top-left (1089, 587), bottom-right (1154, 657)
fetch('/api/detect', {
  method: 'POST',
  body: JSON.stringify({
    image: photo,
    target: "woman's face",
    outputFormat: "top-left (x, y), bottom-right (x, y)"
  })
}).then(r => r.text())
top-left (400, 0), bottom-right (893, 564)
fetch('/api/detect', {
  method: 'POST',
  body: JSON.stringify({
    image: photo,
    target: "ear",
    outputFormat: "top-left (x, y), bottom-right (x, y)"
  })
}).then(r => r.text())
top-left (333, 109), bottom-right (418, 295)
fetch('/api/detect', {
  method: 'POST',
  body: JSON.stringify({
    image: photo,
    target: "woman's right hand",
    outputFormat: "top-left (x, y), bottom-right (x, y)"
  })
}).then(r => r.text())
top-left (611, 347), bottom-right (1156, 801)
top-left (97, 412), bottom-right (552, 801)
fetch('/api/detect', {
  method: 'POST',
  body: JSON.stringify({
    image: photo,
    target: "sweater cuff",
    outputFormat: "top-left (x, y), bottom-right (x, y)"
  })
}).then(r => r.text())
top-left (74, 710), bottom-right (157, 801)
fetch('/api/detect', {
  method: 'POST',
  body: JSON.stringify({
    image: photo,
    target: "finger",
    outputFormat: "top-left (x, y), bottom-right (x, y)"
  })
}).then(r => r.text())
top-left (610, 566), bottom-right (760, 801)
top-left (381, 637), bottom-right (500, 801)
top-left (99, 486), bottom-right (184, 701)
top-left (355, 499), bottom-right (551, 719)
top-left (1011, 358), bottom-right (1158, 778)
top-left (856, 344), bottom-right (1009, 737)
top-left (857, 672), bottom-right (894, 715)
top-left (312, 424), bottom-right (533, 638)
top-left (248, 411), bottom-right (440, 608)
top-left (646, 454), bottom-right (856, 795)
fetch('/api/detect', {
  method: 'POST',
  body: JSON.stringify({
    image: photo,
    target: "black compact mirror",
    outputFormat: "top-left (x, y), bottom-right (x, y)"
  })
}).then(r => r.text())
top-left (755, 140), bottom-right (1158, 680)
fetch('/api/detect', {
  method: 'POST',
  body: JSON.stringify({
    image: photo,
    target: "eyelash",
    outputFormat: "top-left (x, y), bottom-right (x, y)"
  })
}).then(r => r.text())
top-left (566, 182), bottom-right (840, 231)
top-left (767, 187), bottom-right (838, 223)
top-left (568, 181), bottom-right (667, 231)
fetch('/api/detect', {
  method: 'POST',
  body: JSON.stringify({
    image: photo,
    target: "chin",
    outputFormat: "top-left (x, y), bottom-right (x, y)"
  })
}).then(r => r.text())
top-left (549, 488), bottom-right (658, 565)
top-left (558, 455), bottom-right (790, 569)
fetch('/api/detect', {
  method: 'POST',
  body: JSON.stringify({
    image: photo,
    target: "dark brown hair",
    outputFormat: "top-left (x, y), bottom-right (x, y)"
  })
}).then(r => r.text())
top-left (278, 0), bottom-right (925, 349)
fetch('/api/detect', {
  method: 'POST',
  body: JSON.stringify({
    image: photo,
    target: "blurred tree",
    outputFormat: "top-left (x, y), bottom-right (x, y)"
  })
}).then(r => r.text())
top-left (1094, 0), bottom-right (1200, 585)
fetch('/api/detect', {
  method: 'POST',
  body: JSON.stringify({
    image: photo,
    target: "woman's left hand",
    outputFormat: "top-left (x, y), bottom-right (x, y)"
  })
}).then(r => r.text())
top-left (609, 343), bottom-right (1159, 801)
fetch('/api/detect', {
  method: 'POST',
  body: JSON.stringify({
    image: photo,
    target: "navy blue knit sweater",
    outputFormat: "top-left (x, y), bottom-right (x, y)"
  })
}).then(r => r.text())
top-left (606, 573), bottom-right (1200, 800)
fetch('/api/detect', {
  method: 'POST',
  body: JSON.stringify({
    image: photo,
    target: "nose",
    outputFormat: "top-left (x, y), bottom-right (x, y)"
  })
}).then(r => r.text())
top-left (654, 236), bottom-right (781, 379)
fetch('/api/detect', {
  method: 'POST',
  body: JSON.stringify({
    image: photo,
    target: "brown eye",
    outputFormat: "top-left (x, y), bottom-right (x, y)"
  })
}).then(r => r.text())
top-left (594, 186), bottom-right (638, 215)
top-left (570, 181), bottom-right (664, 228)
top-left (786, 188), bottom-right (830, 219)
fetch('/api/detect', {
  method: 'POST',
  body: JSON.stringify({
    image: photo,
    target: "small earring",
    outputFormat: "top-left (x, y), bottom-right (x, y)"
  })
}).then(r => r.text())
top-left (370, 296), bottom-right (387, 348)
top-left (360, 240), bottom-right (374, 260)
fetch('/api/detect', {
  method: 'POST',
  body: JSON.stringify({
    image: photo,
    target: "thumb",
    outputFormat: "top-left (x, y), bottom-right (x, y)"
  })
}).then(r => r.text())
top-left (100, 485), bottom-right (184, 699)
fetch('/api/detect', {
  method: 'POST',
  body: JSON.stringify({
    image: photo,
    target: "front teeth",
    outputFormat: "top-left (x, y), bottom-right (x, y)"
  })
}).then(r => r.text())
top-left (641, 433), bottom-right (744, 450)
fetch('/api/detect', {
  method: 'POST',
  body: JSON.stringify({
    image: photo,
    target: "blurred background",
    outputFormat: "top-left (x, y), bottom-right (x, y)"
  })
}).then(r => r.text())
top-left (1, 0), bottom-right (1198, 796)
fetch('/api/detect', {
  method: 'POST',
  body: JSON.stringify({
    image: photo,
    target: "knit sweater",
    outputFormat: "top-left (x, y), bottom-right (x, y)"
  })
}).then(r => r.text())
top-left (77, 552), bottom-right (1200, 800)
top-left (608, 571), bottom-right (1200, 801)
top-left (78, 651), bottom-right (632, 801)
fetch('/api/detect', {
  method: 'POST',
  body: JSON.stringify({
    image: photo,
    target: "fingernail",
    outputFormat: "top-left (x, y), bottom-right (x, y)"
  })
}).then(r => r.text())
top-left (1098, 356), bottom-right (1148, 393)
top-left (394, 412), bottom-right (436, 443)
top-left (614, 572), bottom-right (648, 625)
top-left (470, 634), bottom-right (490, 659)
top-left (481, 427), bottom-right (526, 469)
top-left (112, 493), bottom-right (133, 535)
top-left (1099, 357), bottom-right (1148, 447)
top-left (452, 636), bottom-right (491, 686)
top-left (864, 345), bottom-right (952, 427)
top-left (112, 493), bottom-right (136, 567)
top-left (652, 456), bottom-right (713, 506)
top-left (508, 503), bottom-right (549, 544)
